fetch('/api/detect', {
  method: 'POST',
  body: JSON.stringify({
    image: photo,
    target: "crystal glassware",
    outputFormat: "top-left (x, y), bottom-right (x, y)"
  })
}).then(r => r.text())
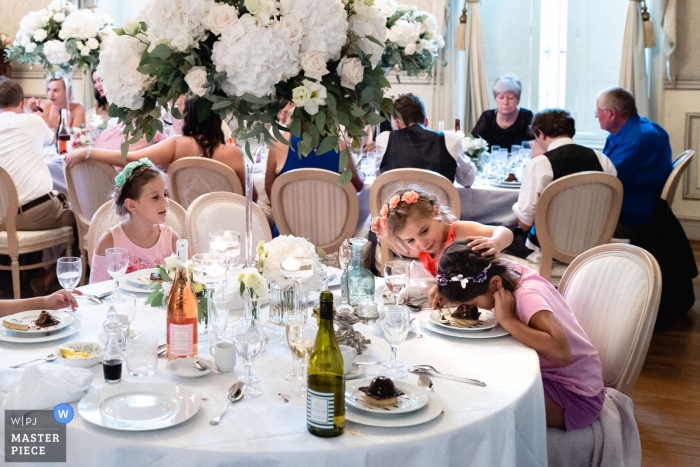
top-left (109, 293), bottom-right (137, 351)
top-left (287, 321), bottom-right (318, 393)
top-left (126, 333), bottom-right (157, 377)
top-left (232, 319), bottom-right (266, 398)
top-left (280, 254), bottom-right (314, 319)
top-left (384, 261), bottom-right (409, 305)
top-left (341, 238), bottom-right (375, 306)
top-left (379, 305), bottom-right (411, 379)
top-left (283, 310), bottom-right (305, 382)
top-left (105, 247), bottom-right (129, 299)
top-left (56, 256), bottom-right (81, 312)
top-left (192, 253), bottom-right (227, 337)
top-left (209, 294), bottom-right (230, 345)
top-left (336, 240), bottom-right (355, 318)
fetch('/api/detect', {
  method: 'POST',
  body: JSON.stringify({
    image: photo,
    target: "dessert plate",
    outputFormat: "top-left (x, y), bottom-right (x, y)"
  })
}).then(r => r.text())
top-left (2, 310), bottom-right (73, 335)
top-left (345, 389), bottom-right (444, 427)
top-left (490, 179), bottom-right (521, 189)
top-left (419, 316), bottom-right (509, 339)
top-left (166, 357), bottom-right (214, 378)
top-left (79, 383), bottom-right (200, 431)
top-left (125, 268), bottom-right (159, 289)
top-left (0, 318), bottom-right (81, 343)
top-left (428, 309), bottom-right (497, 331)
top-left (345, 379), bottom-right (429, 414)
top-left (345, 365), bottom-right (367, 380)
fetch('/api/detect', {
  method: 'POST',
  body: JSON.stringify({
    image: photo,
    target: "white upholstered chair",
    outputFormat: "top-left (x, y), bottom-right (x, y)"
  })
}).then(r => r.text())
top-left (86, 200), bottom-right (186, 267)
top-left (167, 157), bottom-right (243, 209)
top-left (0, 167), bottom-right (74, 298)
top-left (64, 160), bottom-right (117, 283)
top-left (660, 149), bottom-right (694, 208)
top-left (369, 169), bottom-right (461, 267)
top-left (546, 243), bottom-right (661, 466)
top-left (503, 172), bottom-right (623, 286)
top-left (270, 169), bottom-right (359, 254)
top-left (186, 192), bottom-right (271, 263)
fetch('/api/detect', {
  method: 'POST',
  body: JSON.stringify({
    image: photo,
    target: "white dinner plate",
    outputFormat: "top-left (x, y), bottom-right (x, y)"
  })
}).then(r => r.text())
top-left (124, 268), bottom-right (160, 289)
top-left (2, 310), bottom-right (73, 335)
top-left (345, 365), bottom-right (367, 380)
top-left (0, 318), bottom-right (81, 343)
top-left (166, 357), bottom-right (214, 378)
top-left (78, 383), bottom-right (200, 431)
top-left (345, 379), bottom-right (429, 414)
top-left (119, 278), bottom-right (155, 294)
top-left (419, 315), bottom-right (509, 339)
top-left (345, 388), bottom-right (444, 427)
top-left (428, 309), bottom-right (497, 332)
top-left (490, 179), bottom-right (521, 189)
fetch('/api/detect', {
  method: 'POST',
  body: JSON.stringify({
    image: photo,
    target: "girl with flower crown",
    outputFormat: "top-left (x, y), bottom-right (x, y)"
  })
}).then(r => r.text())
top-left (89, 158), bottom-right (179, 283)
top-left (371, 187), bottom-right (513, 276)
top-left (431, 240), bottom-right (604, 430)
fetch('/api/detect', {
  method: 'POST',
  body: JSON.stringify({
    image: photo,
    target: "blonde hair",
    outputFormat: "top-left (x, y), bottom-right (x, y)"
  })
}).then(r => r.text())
top-left (385, 187), bottom-right (457, 237)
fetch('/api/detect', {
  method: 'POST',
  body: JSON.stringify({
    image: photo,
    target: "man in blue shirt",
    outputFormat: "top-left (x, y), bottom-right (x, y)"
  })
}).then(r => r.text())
top-left (596, 87), bottom-right (673, 236)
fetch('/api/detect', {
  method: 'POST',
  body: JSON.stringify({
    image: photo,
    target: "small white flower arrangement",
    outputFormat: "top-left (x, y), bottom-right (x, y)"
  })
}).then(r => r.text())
top-left (461, 135), bottom-right (489, 171)
top-left (237, 267), bottom-right (269, 319)
top-left (257, 236), bottom-right (323, 293)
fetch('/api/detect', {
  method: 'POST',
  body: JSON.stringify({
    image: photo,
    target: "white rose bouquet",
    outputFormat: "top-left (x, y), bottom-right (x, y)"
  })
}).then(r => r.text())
top-left (257, 236), bottom-right (323, 293)
top-left (145, 257), bottom-right (208, 322)
top-left (4, 0), bottom-right (113, 76)
top-left (461, 135), bottom-right (489, 171)
top-left (378, 4), bottom-right (446, 77)
top-left (237, 267), bottom-right (269, 319)
top-left (100, 0), bottom-right (393, 179)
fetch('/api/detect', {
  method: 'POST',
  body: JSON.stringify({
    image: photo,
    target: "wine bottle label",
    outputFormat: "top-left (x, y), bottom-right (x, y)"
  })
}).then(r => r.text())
top-left (169, 323), bottom-right (194, 356)
top-left (307, 389), bottom-right (335, 429)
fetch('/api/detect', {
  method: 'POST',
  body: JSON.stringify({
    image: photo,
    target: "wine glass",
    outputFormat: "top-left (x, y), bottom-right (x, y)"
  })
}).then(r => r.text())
top-left (109, 293), bottom-right (137, 350)
top-left (379, 305), bottom-right (411, 379)
top-left (56, 257), bottom-right (81, 312)
top-left (384, 261), bottom-right (409, 305)
top-left (209, 293), bottom-right (229, 345)
top-left (105, 247), bottom-right (129, 299)
top-left (336, 240), bottom-right (355, 318)
top-left (283, 310), bottom-right (305, 382)
top-left (288, 321), bottom-right (318, 393)
top-left (208, 230), bottom-right (241, 267)
top-left (232, 319), bottom-right (266, 398)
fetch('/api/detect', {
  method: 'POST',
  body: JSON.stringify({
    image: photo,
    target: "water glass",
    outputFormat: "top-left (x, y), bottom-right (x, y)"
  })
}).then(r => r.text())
top-left (126, 333), bottom-right (157, 377)
top-left (384, 261), bottom-right (410, 305)
top-left (105, 247), bottom-right (129, 298)
top-left (511, 144), bottom-right (522, 155)
top-left (209, 295), bottom-right (229, 344)
top-left (287, 322), bottom-right (318, 393)
top-left (208, 230), bottom-right (241, 267)
top-left (57, 257), bottom-right (81, 312)
top-left (192, 253), bottom-right (227, 336)
top-left (360, 151), bottom-right (377, 178)
top-left (110, 293), bottom-right (137, 350)
top-left (380, 305), bottom-right (411, 379)
top-left (232, 319), bottom-right (266, 398)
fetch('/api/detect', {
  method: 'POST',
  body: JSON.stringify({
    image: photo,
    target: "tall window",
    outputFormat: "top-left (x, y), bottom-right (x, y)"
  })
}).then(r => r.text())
top-left (538, 0), bottom-right (567, 110)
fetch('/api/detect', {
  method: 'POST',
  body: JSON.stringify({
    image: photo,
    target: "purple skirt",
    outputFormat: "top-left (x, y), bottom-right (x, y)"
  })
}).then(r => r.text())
top-left (542, 379), bottom-right (605, 431)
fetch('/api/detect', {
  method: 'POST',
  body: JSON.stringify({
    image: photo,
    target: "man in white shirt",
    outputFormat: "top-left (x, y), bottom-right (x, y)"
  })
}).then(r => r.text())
top-left (508, 108), bottom-right (617, 258)
top-left (374, 93), bottom-right (475, 187)
top-left (0, 80), bottom-right (75, 232)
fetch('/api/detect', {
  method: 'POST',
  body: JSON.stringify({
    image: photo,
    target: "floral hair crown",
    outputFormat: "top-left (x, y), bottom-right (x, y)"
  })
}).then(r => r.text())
top-left (115, 158), bottom-right (156, 187)
top-left (370, 190), bottom-right (420, 234)
top-left (436, 264), bottom-right (491, 288)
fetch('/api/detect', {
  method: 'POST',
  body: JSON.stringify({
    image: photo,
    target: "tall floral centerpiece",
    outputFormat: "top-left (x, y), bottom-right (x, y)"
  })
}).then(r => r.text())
top-left (378, 3), bottom-right (445, 77)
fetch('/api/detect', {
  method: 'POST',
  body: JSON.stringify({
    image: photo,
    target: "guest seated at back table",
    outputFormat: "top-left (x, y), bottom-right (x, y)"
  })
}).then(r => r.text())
top-left (27, 77), bottom-right (85, 130)
top-left (85, 71), bottom-right (109, 125)
top-left (471, 73), bottom-right (535, 151)
top-left (506, 108), bottom-right (616, 259)
top-left (65, 97), bottom-right (255, 201)
top-left (375, 93), bottom-right (475, 187)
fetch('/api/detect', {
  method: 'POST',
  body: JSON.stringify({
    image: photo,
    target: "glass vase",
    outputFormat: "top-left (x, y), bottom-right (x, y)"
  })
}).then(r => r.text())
top-left (340, 238), bottom-right (375, 306)
top-left (235, 136), bottom-right (266, 268)
top-left (269, 282), bottom-right (295, 326)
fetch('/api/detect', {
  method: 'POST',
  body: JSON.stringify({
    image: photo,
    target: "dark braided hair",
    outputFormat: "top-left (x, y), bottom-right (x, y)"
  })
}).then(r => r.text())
top-left (436, 240), bottom-right (519, 303)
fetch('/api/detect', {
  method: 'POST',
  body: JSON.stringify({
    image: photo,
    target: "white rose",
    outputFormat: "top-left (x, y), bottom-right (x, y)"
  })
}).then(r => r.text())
top-left (86, 37), bottom-right (99, 49)
top-left (276, 15), bottom-right (303, 43)
top-left (301, 51), bottom-right (329, 81)
top-left (33, 29), bottom-right (47, 42)
top-left (123, 19), bottom-right (141, 36)
top-left (24, 42), bottom-right (37, 53)
top-left (184, 66), bottom-right (208, 96)
top-left (292, 85), bottom-right (311, 109)
top-left (165, 254), bottom-right (178, 271)
top-left (404, 42), bottom-right (416, 55)
top-left (374, 0), bottom-right (398, 17)
top-left (203, 3), bottom-right (238, 35)
top-left (337, 56), bottom-right (364, 89)
top-left (53, 13), bottom-right (65, 23)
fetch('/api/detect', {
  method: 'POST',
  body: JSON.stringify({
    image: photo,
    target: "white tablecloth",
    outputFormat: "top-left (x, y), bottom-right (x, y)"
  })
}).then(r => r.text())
top-left (0, 281), bottom-right (546, 467)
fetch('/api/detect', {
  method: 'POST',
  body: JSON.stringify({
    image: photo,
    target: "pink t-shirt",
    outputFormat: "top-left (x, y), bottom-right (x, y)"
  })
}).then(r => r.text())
top-left (89, 224), bottom-right (174, 283)
top-left (511, 264), bottom-right (604, 398)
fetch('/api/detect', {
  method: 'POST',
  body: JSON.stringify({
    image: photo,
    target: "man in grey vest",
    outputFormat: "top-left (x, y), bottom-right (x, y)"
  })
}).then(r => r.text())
top-left (509, 108), bottom-right (617, 259)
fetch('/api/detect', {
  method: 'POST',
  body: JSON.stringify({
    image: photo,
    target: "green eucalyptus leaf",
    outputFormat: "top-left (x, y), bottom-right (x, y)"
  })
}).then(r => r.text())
top-left (339, 147), bottom-right (349, 171)
top-left (338, 168), bottom-right (353, 185)
top-left (290, 117), bottom-right (302, 137)
top-left (316, 136), bottom-right (336, 156)
top-left (241, 93), bottom-right (273, 105)
top-left (156, 265), bottom-right (172, 282)
top-left (211, 100), bottom-right (232, 110)
top-left (365, 112), bottom-right (384, 125)
top-left (350, 107), bottom-right (365, 117)
top-left (149, 43), bottom-right (172, 60)
top-left (325, 93), bottom-right (338, 116)
top-left (139, 21), bottom-right (148, 32)
top-left (315, 111), bottom-right (326, 132)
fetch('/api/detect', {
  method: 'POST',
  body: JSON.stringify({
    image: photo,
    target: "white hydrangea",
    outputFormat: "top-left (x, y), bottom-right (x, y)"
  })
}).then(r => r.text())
top-left (33, 29), bottom-right (48, 42)
top-left (97, 34), bottom-right (149, 110)
top-left (244, 0), bottom-right (279, 25)
top-left (280, 0), bottom-right (347, 62)
top-left (260, 235), bottom-right (323, 292)
top-left (43, 40), bottom-right (72, 64)
top-left (374, 0), bottom-right (398, 17)
top-left (59, 10), bottom-right (101, 41)
top-left (19, 10), bottom-right (51, 34)
top-left (348, 12), bottom-right (387, 67)
top-left (212, 15), bottom-right (300, 97)
top-left (387, 19), bottom-right (421, 47)
top-left (140, 0), bottom-right (211, 52)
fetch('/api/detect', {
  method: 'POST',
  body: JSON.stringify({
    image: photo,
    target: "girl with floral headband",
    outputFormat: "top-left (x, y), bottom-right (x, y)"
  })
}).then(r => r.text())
top-left (371, 187), bottom-right (513, 276)
top-left (431, 240), bottom-right (604, 431)
top-left (90, 158), bottom-right (179, 283)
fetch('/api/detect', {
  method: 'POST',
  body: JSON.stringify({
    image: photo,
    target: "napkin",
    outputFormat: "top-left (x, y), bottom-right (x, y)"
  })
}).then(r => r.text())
top-left (382, 261), bottom-right (436, 306)
top-left (0, 365), bottom-right (93, 410)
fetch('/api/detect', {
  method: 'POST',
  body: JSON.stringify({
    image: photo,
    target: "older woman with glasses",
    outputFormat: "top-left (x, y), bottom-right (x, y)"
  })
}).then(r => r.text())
top-left (471, 73), bottom-right (534, 151)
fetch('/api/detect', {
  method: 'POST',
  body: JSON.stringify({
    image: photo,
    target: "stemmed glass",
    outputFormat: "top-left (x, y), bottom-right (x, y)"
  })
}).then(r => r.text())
top-left (105, 247), bottom-right (129, 299)
top-left (380, 305), bottom-right (411, 379)
top-left (209, 292), bottom-right (229, 346)
top-left (209, 230), bottom-right (241, 267)
top-left (232, 319), bottom-right (266, 398)
top-left (56, 257), bottom-right (81, 312)
top-left (384, 261), bottom-right (409, 306)
top-left (109, 293), bottom-right (137, 350)
top-left (283, 310), bottom-right (305, 382)
top-left (287, 321), bottom-right (318, 393)
top-left (336, 240), bottom-right (355, 318)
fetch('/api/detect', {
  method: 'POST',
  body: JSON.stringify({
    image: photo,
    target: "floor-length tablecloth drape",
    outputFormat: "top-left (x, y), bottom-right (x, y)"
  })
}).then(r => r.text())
top-left (620, 0), bottom-right (650, 117)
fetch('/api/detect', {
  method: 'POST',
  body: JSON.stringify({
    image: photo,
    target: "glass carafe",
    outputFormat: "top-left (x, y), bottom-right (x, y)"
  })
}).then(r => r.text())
top-left (340, 238), bottom-right (374, 306)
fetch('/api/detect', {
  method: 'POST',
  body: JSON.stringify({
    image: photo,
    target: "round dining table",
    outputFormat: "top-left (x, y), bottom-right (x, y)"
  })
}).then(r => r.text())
top-left (0, 280), bottom-right (546, 467)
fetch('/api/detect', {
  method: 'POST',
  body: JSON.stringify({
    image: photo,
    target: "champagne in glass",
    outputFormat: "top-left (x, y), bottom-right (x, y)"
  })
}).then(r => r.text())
top-left (288, 322), bottom-right (318, 393)
top-left (105, 247), bottom-right (129, 299)
top-left (56, 257), bottom-right (81, 312)
top-left (283, 314), bottom-right (304, 382)
top-left (384, 261), bottom-right (409, 305)
top-left (379, 305), bottom-right (410, 379)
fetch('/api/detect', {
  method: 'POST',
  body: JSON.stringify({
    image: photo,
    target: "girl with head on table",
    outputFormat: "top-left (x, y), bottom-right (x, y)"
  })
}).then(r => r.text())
top-left (26, 77), bottom-right (86, 130)
top-left (64, 96), bottom-right (255, 201)
top-left (89, 158), bottom-right (179, 284)
top-left (371, 188), bottom-right (513, 276)
top-left (430, 240), bottom-right (604, 431)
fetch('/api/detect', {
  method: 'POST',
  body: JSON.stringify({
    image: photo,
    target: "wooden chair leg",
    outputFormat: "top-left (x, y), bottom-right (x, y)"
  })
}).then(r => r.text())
top-left (11, 257), bottom-right (21, 299)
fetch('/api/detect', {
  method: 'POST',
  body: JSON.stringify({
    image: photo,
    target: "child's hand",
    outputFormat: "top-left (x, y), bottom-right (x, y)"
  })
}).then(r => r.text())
top-left (467, 236), bottom-right (499, 261)
top-left (493, 286), bottom-right (516, 324)
top-left (42, 290), bottom-right (82, 311)
top-left (428, 285), bottom-right (444, 309)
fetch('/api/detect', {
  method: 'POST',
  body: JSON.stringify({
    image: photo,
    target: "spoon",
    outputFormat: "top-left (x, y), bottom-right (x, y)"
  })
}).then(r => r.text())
top-left (408, 364), bottom-right (486, 387)
top-left (418, 374), bottom-right (434, 391)
top-left (10, 353), bottom-right (58, 369)
top-left (194, 360), bottom-right (221, 375)
top-left (210, 382), bottom-right (246, 425)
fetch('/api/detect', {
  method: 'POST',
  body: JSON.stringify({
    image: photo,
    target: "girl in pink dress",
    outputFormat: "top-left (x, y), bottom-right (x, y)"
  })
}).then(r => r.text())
top-left (431, 240), bottom-right (605, 431)
top-left (90, 158), bottom-right (179, 283)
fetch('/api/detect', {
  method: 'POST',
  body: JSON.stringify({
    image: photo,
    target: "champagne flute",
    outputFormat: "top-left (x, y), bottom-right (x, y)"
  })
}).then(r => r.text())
top-left (105, 247), bottom-right (129, 299)
top-left (380, 305), bottom-right (411, 379)
top-left (232, 319), bottom-right (265, 398)
top-left (56, 257), bottom-right (81, 313)
top-left (209, 230), bottom-right (241, 267)
top-left (384, 261), bottom-right (409, 305)
top-left (283, 311), bottom-right (305, 382)
top-left (288, 321), bottom-right (318, 393)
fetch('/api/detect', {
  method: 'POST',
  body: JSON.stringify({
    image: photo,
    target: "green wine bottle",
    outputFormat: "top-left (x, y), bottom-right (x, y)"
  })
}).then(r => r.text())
top-left (307, 289), bottom-right (345, 437)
